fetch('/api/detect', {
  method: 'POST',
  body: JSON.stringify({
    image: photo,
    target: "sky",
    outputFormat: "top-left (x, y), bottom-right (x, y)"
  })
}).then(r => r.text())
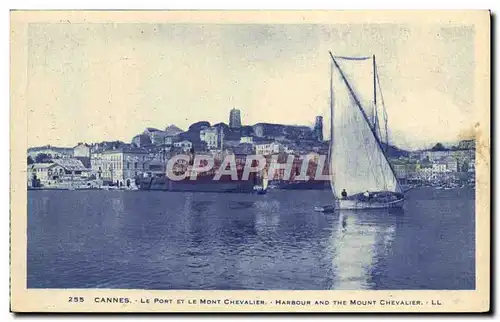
top-left (26, 22), bottom-right (476, 150)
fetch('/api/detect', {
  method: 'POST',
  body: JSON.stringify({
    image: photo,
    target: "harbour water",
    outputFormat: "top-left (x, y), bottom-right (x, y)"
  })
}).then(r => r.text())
top-left (27, 188), bottom-right (475, 290)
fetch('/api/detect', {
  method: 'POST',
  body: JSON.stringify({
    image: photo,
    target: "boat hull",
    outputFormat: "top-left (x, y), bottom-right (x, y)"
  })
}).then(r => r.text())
top-left (274, 180), bottom-right (330, 190)
top-left (137, 175), bottom-right (256, 193)
top-left (338, 198), bottom-right (404, 210)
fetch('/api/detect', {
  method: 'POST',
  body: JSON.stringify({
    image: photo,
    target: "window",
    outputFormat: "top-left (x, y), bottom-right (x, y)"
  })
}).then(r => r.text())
top-left (134, 162), bottom-right (138, 169)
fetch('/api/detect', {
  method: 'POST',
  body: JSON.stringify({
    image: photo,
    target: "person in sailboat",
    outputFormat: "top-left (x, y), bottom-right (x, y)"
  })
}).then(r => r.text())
top-left (363, 190), bottom-right (373, 201)
top-left (341, 189), bottom-right (348, 199)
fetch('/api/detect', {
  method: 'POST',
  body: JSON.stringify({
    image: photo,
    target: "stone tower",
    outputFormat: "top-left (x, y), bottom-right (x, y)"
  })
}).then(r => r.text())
top-left (314, 116), bottom-right (323, 141)
top-left (229, 108), bottom-right (242, 128)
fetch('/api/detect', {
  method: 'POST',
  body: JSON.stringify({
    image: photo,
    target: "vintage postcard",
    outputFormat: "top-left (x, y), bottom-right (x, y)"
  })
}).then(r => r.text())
top-left (10, 10), bottom-right (490, 313)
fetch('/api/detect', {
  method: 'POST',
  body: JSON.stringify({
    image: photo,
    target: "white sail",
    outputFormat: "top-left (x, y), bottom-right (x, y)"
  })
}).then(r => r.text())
top-left (334, 57), bottom-right (376, 125)
top-left (330, 55), bottom-right (402, 198)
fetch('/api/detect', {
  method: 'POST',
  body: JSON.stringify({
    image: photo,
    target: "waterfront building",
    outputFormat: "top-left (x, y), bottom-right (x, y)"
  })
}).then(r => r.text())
top-left (229, 108), bottom-right (242, 128)
top-left (27, 163), bottom-right (55, 185)
top-left (28, 159), bottom-right (89, 187)
top-left (90, 150), bottom-right (104, 179)
top-left (100, 147), bottom-right (149, 186)
top-left (52, 159), bottom-right (90, 174)
top-left (200, 127), bottom-right (220, 150)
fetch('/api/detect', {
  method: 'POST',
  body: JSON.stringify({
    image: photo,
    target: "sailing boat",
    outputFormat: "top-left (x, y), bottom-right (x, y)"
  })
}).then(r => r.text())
top-left (327, 52), bottom-right (404, 210)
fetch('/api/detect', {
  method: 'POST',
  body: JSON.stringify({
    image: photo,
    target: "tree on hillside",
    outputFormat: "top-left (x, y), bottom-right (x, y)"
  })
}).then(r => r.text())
top-left (27, 156), bottom-right (34, 165)
top-left (431, 143), bottom-right (446, 151)
top-left (35, 153), bottom-right (52, 163)
top-left (461, 161), bottom-right (469, 172)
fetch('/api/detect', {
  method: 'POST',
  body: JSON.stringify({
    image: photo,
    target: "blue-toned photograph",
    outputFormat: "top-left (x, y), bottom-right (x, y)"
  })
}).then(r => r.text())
top-left (26, 22), bottom-right (476, 291)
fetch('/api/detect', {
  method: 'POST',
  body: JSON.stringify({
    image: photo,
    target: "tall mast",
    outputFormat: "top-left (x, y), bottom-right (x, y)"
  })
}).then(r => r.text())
top-left (373, 55), bottom-right (377, 107)
top-left (372, 55), bottom-right (378, 138)
top-left (330, 59), bottom-right (334, 144)
top-left (328, 56), bottom-right (335, 195)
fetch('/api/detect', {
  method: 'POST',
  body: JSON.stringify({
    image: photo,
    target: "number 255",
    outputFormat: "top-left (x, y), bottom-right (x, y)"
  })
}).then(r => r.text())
top-left (68, 297), bottom-right (84, 303)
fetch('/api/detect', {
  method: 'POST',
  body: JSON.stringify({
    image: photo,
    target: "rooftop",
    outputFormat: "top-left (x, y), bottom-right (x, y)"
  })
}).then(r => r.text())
top-left (28, 163), bottom-right (55, 170)
top-left (102, 146), bottom-right (149, 154)
top-left (53, 159), bottom-right (89, 171)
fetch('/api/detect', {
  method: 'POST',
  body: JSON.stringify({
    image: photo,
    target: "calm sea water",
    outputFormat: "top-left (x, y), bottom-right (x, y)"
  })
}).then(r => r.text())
top-left (27, 188), bottom-right (475, 290)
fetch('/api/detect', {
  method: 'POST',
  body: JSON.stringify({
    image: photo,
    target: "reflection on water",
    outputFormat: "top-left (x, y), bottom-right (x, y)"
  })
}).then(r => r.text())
top-left (254, 199), bottom-right (281, 235)
top-left (27, 189), bottom-right (475, 290)
top-left (330, 209), bottom-right (401, 290)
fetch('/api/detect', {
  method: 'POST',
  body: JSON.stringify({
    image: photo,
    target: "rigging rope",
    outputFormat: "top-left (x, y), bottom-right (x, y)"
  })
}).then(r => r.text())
top-left (375, 64), bottom-right (403, 193)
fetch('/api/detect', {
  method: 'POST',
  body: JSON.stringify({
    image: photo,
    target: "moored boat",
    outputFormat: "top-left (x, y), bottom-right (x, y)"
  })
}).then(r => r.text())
top-left (137, 170), bottom-right (258, 193)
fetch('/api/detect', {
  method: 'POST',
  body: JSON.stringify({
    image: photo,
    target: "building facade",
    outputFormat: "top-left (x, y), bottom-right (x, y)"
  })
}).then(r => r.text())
top-left (28, 159), bottom-right (89, 187)
top-left (73, 143), bottom-right (91, 157)
top-left (255, 141), bottom-right (290, 156)
top-left (99, 147), bottom-right (150, 186)
top-left (240, 136), bottom-right (254, 145)
top-left (458, 139), bottom-right (475, 150)
top-left (173, 140), bottom-right (193, 153)
top-left (132, 134), bottom-right (152, 147)
top-left (200, 127), bottom-right (219, 150)
top-left (422, 149), bottom-right (474, 163)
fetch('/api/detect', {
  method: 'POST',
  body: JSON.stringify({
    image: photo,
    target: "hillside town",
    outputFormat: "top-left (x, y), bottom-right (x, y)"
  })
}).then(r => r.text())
top-left (27, 108), bottom-right (476, 191)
